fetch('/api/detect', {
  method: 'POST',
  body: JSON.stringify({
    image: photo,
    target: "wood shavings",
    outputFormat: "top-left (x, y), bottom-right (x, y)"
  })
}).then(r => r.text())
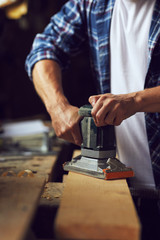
top-left (17, 170), bottom-right (34, 178)
top-left (41, 192), bottom-right (52, 201)
top-left (54, 194), bottom-right (61, 198)
top-left (41, 183), bottom-right (64, 201)
top-left (1, 169), bottom-right (34, 177)
top-left (1, 171), bottom-right (16, 177)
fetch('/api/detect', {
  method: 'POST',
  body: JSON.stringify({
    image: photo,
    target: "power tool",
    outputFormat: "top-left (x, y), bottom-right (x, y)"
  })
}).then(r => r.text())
top-left (64, 105), bottom-right (134, 180)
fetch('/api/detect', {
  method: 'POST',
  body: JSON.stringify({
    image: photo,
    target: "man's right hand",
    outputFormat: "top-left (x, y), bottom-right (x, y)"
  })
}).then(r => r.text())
top-left (49, 102), bottom-right (82, 146)
top-left (32, 60), bottom-right (82, 146)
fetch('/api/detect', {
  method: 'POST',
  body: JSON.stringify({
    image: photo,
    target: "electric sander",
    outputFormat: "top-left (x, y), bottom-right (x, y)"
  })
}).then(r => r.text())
top-left (64, 105), bottom-right (134, 180)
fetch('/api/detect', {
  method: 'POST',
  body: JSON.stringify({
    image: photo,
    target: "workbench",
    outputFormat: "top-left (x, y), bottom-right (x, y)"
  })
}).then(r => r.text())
top-left (0, 143), bottom-right (141, 240)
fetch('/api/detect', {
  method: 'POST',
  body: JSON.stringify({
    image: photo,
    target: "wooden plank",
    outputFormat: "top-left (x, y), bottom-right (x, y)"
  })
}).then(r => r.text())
top-left (40, 182), bottom-right (65, 207)
top-left (0, 155), bottom-right (57, 181)
top-left (33, 182), bottom-right (65, 239)
top-left (55, 152), bottom-right (141, 240)
top-left (0, 177), bottom-right (45, 240)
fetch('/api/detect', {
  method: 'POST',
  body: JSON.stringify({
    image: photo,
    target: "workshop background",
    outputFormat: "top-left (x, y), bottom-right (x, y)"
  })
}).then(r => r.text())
top-left (0, 0), bottom-right (96, 121)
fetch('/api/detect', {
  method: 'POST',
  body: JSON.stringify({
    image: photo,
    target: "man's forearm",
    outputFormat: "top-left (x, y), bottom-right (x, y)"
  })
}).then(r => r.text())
top-left (32, 59), bottom-right (82, 145)
top-left (32, 59), bottom-right (69, 113)
top-left (89, 86), bottom-right (160, 127)
top-left (135, 86), bottom-right (160, 113)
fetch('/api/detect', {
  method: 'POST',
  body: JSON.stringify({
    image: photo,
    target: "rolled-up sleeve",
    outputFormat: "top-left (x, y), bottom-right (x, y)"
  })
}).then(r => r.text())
top-left (25, 0), bottom-right (86, 80)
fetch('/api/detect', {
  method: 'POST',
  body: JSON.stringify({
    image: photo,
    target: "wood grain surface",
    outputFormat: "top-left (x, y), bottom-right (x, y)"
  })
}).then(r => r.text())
top-left (0, 155), bottom-right (57, 181)
top-left (55, 151), bottom-right (141, 240)
top-left (0, 177), bottom-right (45, 240)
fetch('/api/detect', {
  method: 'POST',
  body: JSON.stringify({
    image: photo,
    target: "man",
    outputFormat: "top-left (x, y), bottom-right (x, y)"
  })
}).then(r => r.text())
top-left (26, 0), bottom-right (160, 237)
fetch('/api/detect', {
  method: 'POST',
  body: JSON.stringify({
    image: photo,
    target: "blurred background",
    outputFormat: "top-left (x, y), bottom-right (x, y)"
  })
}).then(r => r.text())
top-left (0, 0), bottom-right (96, 122)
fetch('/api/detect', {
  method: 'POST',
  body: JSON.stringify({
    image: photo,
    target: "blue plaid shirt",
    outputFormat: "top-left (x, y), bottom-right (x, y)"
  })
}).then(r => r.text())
top-left (25, 0), bottom-right (160, 187)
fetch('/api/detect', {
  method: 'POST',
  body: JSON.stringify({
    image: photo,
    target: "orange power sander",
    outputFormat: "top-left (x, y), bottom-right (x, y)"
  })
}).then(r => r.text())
top-left (64, 105), bottom-right (134, 180)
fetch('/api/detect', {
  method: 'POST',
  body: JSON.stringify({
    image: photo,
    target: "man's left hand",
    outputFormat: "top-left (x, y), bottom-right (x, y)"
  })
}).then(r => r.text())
top-left (89, 93), bottom-right (138, 126)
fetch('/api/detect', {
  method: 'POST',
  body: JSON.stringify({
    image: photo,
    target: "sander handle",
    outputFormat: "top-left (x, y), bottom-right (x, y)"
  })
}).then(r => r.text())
top-left (78, 104), bottom-right (93, 117)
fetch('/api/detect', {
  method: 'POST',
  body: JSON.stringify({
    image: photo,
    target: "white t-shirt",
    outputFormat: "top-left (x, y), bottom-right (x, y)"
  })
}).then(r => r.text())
top-left (110, 0), bottom-right (156, 189)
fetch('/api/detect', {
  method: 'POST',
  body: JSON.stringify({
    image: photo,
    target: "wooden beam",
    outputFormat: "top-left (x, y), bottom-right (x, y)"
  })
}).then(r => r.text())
top-left (0, 177), bottom-right (45, 240)
top-left (55, 152), bottom-right (141, 240)
top-left (40, 182), bottom-right (65, 207)
top-left (0, 155), bottom-right (57, 181)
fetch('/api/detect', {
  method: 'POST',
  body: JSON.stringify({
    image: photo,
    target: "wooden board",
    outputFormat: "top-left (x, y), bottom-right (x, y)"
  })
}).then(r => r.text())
top-left (55, 152), bottom-right (141, 240)
top-left (40, 182), bottom-right (65, 207)
top-left (0, 155), bottom-right (57, 181)
top-left (0, 177), bottom-right (45, 240)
